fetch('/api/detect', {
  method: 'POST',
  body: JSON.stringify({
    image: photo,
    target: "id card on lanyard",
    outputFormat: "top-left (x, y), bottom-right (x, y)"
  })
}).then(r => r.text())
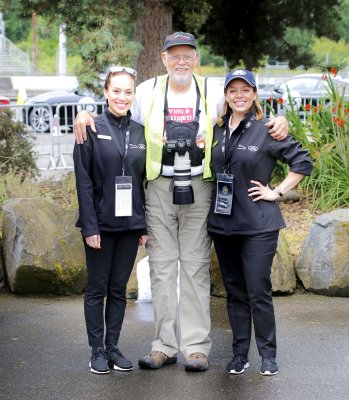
top-left (115, 176), bottom-right (132, 217)
top-left (214, 126), bottom-right (243, 215)
top-left (214, 173), bottom-right (234, 214)
top-left (102, 113), bottom-right (133, 217)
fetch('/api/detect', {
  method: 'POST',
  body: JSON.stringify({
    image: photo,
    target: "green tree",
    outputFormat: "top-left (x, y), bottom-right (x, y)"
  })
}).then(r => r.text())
top-left (198, 45), bottom-right (225, 67)
top-left (338, 0), bottom-right (349, 43)
top-left (133, 0), bottom-right (212, 81)
top-left (199, 0), bottom-right (342, 70)
top-left (0, 0), bottom-right (213, 83)
top-left (0, 0), bottom-right (141, 92)
top-left (312, 37), bottom-right (349, 72)
top-left (2, 11), bottom-right (31, 42)
top-left (0, 0), bottom-right (344, 86)
top-left (280, 27), bottom-right (316, 69)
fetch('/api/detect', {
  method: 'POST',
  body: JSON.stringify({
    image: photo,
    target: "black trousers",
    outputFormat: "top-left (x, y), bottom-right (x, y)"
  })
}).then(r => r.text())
top-left (211, 230), bottom-right (279, 358)
top-left (83, 230), bottom-right (140, 349)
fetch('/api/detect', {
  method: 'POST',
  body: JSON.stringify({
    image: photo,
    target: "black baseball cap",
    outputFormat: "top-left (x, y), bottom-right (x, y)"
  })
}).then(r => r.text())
top-left (163, 32), bottom-right (196, 51)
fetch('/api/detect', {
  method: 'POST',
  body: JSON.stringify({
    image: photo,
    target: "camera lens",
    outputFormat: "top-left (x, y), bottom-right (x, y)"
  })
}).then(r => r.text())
top-left (173, 153), bottom-right (194, 205)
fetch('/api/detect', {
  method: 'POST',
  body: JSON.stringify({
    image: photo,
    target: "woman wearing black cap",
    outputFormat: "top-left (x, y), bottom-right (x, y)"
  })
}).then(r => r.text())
top-left (208, 69), bottom-right (312, 376)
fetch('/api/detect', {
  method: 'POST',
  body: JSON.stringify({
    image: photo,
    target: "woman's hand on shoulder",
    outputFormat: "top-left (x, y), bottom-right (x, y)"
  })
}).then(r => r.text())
top-left (265, 116), bottom-right (288, 141)
top-left (74, 111), bottom-right (97, 144)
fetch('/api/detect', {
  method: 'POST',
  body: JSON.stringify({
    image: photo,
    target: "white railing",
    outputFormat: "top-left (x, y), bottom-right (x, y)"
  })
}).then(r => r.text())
top-left (259, 95), bottom-right (322, 122)
top-left (0, 101), bottom-right (105, 170)
top-left (0, 34), bottom-right (31, 75)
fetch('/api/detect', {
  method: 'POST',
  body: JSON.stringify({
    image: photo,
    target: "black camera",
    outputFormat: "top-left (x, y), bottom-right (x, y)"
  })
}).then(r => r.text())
top-left (165, 138), bottom-right (194, 205)
top-left (166, 138), bottom-right (192, 156)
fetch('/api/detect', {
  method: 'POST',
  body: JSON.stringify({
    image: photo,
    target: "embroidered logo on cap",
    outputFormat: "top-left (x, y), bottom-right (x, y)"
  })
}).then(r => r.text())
top-left (174, 33), bottom-right (191, 39)
top-left (232, 70), bottom-right (247, 76)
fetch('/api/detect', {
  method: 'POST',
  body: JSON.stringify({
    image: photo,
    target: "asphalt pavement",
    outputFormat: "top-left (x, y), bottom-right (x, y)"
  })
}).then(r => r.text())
top-left (0, 290), bottom-right (348, 400)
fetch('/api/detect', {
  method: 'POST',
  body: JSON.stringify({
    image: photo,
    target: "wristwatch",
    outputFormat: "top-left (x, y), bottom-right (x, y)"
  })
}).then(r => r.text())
top-left (274, 186), bottom-right (283, 197)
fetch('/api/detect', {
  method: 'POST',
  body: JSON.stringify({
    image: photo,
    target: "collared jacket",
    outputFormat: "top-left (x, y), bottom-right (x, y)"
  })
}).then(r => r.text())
top-left (73, 109), bottom-right (147, 237)
top-left (207, 112), bottom-right (313, 235)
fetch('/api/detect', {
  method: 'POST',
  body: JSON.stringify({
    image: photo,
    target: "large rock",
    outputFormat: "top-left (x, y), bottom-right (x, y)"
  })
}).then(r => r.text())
top-left (0, 240), bottom-right (4, 287)
top-left (210, 229), bottom-right (295, 297)
top-left (210, 246), bottom-right (225, 297)
top-left (2, 198), bottom-right (86, 294)
top-left (126, 246), bottom-right (148, 299)
top-left (296, 209), bottom-right (349, 297)
top-left (271, 230), bottom-right (296, 294)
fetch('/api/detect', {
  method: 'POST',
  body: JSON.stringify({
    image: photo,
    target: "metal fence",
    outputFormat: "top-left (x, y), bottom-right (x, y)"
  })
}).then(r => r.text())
top-left (259, 94), bottom-right (322, 121)
top-left (0, 96), bottom-right (322, 171)
top-left (0, 101), bottom-right (106, 170)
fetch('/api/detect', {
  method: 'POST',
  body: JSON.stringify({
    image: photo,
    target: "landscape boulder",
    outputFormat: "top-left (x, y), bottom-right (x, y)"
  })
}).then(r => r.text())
top-left (127, 246), bottom-right (148, 299)
top-left (296, 208), bottom-right (349, 296)
top-left (0, 241), bottom-right (4, 287)
top-left (2, 197), bottom-right (86, 294)
top-left (2, 197), bottom-right (148, 297)
top-left (271, 229), bottom-right (296, 294)
top-left (210, 229), bottom-right (296, 297)
top-left (210, 246), bottom-right (225, 297)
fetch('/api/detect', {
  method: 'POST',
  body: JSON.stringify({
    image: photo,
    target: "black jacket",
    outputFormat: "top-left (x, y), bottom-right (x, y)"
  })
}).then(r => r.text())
top-left (207, 112), bottom-right (313, 235)
top-left (73, 109), bottom-right (147, 237)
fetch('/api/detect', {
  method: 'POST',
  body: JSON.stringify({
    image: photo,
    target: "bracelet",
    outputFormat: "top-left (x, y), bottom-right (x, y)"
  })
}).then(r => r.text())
top-left (274, 186), bottom-right (283, 197)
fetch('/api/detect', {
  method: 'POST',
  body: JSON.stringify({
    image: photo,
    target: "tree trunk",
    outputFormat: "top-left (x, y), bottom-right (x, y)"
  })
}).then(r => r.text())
top-left (134, 0), bottom-right (172, 83)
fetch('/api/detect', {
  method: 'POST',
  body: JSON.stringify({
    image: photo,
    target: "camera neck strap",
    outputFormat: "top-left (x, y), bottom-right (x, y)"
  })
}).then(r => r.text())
top-left (102, 112), bottom-right (130, 176)
top-left (163, 76), bottom-right (201, 124)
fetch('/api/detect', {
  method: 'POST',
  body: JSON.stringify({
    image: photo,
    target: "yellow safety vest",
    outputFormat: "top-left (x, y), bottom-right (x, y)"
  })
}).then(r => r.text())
top-left (144, 74), bottom-right (213, 181)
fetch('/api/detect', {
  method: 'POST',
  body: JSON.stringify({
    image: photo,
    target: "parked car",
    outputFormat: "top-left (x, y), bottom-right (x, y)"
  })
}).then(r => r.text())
top-left (0, 95), bottom-right (10, 106)
top-left (258, 73), bottom-right (349, 117)
top-left (23, 88), bottom-right (104, 132)
top-left (271, 73), bottom-right (349, 100)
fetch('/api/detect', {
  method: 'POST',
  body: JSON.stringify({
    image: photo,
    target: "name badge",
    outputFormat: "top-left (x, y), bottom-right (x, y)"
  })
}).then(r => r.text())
top-left (214, 173), bottom-right (234, 215)
top-left (97, 134), bottom-right (112, 140)
top-left (115, 176), bottom-right (132, 216)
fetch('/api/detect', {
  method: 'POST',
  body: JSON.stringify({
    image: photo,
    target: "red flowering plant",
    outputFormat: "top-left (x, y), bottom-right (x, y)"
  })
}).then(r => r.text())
top-left (282, 69), bottom-right (349, 210)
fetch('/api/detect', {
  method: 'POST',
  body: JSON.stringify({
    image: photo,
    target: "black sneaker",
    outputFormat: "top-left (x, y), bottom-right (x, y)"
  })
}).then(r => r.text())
top-left (226, 354), bottom-right (249, 374)
top-left (89, 347), bottom-right (109, 374)
top-left (106, 346), bottom-right (133, 371)
top-left (260, 357), bottom-right (278, 376)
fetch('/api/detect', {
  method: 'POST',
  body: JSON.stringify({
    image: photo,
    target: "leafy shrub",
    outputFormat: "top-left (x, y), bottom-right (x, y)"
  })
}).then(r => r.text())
top-left (281, 72), bottom-right (349, 210)
top-left (0, 109), bottom-right (38, 179)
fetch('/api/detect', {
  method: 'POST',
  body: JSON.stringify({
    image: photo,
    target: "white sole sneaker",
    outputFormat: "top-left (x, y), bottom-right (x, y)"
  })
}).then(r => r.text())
top-left (89, 362), bottom-right (109, 374)
top-left (260, 369), bottom-right (278, 376)
top-left (110, 364), bottom-right (133, 372)
top-left (228, 362), bottom-right (250, 374)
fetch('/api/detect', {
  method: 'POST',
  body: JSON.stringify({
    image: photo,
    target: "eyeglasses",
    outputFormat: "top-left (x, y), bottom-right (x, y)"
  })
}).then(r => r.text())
top-left (107, 66), bottom-right (137, 77)
top-left (168, 55), bottom-right (194, 63)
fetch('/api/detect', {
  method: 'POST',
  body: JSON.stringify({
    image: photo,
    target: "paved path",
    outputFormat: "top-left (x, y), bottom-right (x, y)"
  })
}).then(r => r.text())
top-left (0, 292), bottom-right (348, 400)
